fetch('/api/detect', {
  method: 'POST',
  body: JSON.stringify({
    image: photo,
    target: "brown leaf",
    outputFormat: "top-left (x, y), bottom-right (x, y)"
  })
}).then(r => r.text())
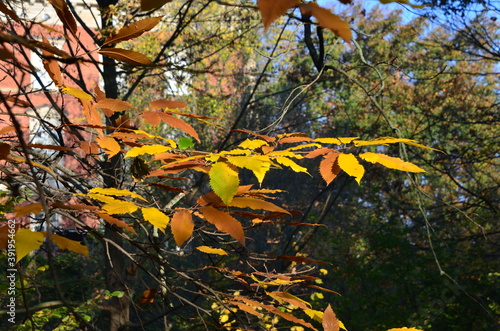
top-left (25, 144), bottom-right (71, 151)
top-left (319, 152), bottom-right (341, 185)
top-left (98, 48), bottom-right (153, 65)
top-left (137, 288), bottom-right (158, 305)
top-left (41, 36), bottom-right (63, 87)
top-left (142, 110), bottom-right (162, 126)
top-left (300, 2), bottom-right (352, 43)
top-left (103, 16), bottom-right (163, 46)
top-left (47, 0), bottom-right (78, 34)
top-left (0, 2), bottom-right (20, 21)
top-left (322, 304), bottom-right (340, 331)
top-left (171, 210), bottom-right (194, 247)
top-left (141, 0), bottom-right (173, 11)
top-left (94, 98), bottom-right (133, 116)
top-left (150, 99), bottom-right (186, 109)
top-left (0, 142), bottom-right (11, 159)
top-left (158, 112), bottom-right (200, 142)
top-left (199, 206), bottom-right (245, 246)
top-left (232, 129), bottom-right (276, 143)
top-left (278, 136), bottom-right (313, 144)
top-left (257, 0), bottom-right (301, 31)
top-left (15, 203), bottom-right (43, 218)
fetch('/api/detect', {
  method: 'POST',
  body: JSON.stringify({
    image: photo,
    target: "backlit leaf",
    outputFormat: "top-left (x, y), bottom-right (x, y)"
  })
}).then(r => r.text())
top-left (47, 0), bottom-right (77, 34)
top-left (228, 197), bottom-right (290, 214)
top-left (99, 48), bottom-right (153, 65)
top-left (158, 112), bottom-right (200, 142)
top-left (257, 0), bottom-right (301, 31)
top-left (359, 152), bottom-right (425, 173)
top-left (178, 137), bottom-right (194, 150)
top-left (267, 291), bottom-right (311, 310)
top-left (15, 229), bottom-right (44, 262)
top-left (379, 0), bottom-right (427, 9)
top-left (150, 99), bottom-right (186, 109)
top-left (322, 304), bottom-right (340, 331)
top-left (238, 139), bottom-right (268, 150)
top-left (319, 152), bottom-right (341, 185)
top-left (48, 233), bottom-right (88, 257)
top-left (102, 200), bottom-right (139, 215)
top-left (95, 212), bottom-right (137, 234)
top-left (15, 203), bottom-right (43, 218)
top-left (142, 111), bottom-right (161, 126)
top-left (196, 246), bottom-right (228, 255)
top-left (226, 155), bottom-right (273, 184)
top-left (125, 144), bottom-right (172, 157)
top-left (142, 207), bottom-right (170, 233)
top-left (300, 2), bottom-right (351, 43)
top-left (273, 156), bottom-right (309, 174)
top-left (61, 85), bottom-right (93, 101)
top-left (171, 210), bottom-right (194, 247)
top-left (103, 16), bottom-right (163, 46)
top-left (94, 98), bottom-right (133, 113)
top-left (209, 162), bottom-right (240, 205)
top-left (199, 206), bottom-right (245, 246)
top-left (89, 187), bottom-right (146, 201)
top-left (338, 153), bottom-right (365, 184)
top-left (96, 135), bottom-right (121, 158)
top-left (41, 36), bottom-right (63, 87)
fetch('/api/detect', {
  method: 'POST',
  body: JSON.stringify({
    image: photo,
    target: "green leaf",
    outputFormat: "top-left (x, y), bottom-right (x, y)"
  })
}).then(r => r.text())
top-left (209, 162), bottom-right (240, 205)
top-left (178, 137), bottom-right (194, 150)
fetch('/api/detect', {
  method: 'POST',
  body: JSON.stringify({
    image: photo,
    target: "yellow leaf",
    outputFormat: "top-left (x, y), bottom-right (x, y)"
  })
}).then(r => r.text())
top-left (285, 143), bottom-right (322, 151)
top-left (60, 85), bottom-right (93, 102)
top-left (15, 229), bottom-right (44, 262)
top-left (96, 135), bottom-right (121, 158)
top-left (359, 152), bottom-right (425, 173)
top-left (89, 187), bottom-right (147, 201)
top-left (386, 328), bottom-right (424, 331)
top-left (48, 234), bottom-right (88, 257)
top-left (220, 149), bottom-right (252, 156)
top-left (102, 200), bottom-right (139, 215)
top-left (171, 210), bottom-right (194, 247)
top-left (267, 291), bottom-right (311, 310)
top-left (209, 162), bottom-right (239, 205)
top-left (273, 156), bottom-right (309, 174)
top-left (337, 154), bottom-right (365, 184)
top-left (238, 139), bottom-right (268, 150)
top-left (304, 309), bottom-right (323, 323)
top-left (226, 155), bottom-right (273, 184)
top-left (125, 144), bottom-right (172, 158)
top-left (196, 246), bottom-right (228, 255)
top-left (315, 137), bottom-right (359, 144)
top-left (142, 207), bottom-right (170, 233)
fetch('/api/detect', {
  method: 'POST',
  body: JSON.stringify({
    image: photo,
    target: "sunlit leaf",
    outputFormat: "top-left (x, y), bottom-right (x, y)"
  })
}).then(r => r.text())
top-left (15, 229), bottom-right (44, 262)
top-left (41, 36), bottom-right (63, 87)
top-left (150, 99), bottom-right (186, 109)
top-left (273, 156), bottom-right (309, 174)
top-left (94, 98), bottom-right (133, 115)
top-left (267, 291), bottom-right (311, 310)
top-left (47, 0), bottom-right (78, 34)
top-left (359, 152), bottom-right (425, 173)
top-left (337, 153), bottom-right (364, 184)
top-left (257, 0), bottom-right (301, 31)
top-left (125, 144), bottom-right (173, 158)
top-left (226, 155), bottom-right (273, 184)
top-left (61, 85), bottom-right (93, 102)
top-left (199, 206), bottom-right (245, 246)
top-left (96, 135), bottom-right (121, 158)
top-left (238, 139), bottom-right (268, 150)
top-left (178, 137), bottom-right (194, 150)
top-left (171, 210), bottom-right (194, 247)
top-left (103, 16), bottom-right (163, 46)
top-left (89, 187), bottom-right (146, 201)
top-left (196, 245), bottom-right (228, 255)
top-left (228, 197), bottom-right (290, 214)
top-left (98, 47), bottom-right (153, 65)
top-left (142, 207), bottom-right (170, 233)
top-left (102, 200), bottom-right (139, 215)
top-left (300, 2), bottom-right (351, 43)
top-left (386, 328), bottom-right (425, 331)
top-left (379, 0), bottom-right (427, 9)
top-left (158, 112), bottom-right (200, 142)
top-left (209, 162), bottom-right (240, 205)
top-left (95, 212), bottom-right (137, 234)
top-left (319, 152), bottom-right (341, 185)
top-left (322, 304), bottom-right (340, 331)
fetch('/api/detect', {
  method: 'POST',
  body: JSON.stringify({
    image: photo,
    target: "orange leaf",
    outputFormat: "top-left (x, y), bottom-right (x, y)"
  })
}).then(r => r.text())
top-left (48, 233), bottom-right (89, 257)
top-left (15, 203), bottom-right (43, 218)
top-left (98, 48), bottom-right (153, 65)
top-left (96, 135), bottom-right (121, 158)
top-left (25, 144), bottom-right (71, 151)
top-left (81, 100), bottom-right (102, 126)
top-left (41, 36), bottom-right (63, 87)
top-left (300, 2), bottom-right (351, 43)
top-left (171, 210), bottom-right (194, 247)
top-left (305, 147), bottom-right (334, 159)
top-left (228, 197), bottom-right (290, 214)
top-left (137, 288), bottom-right (158, 305)
top-left (80, 141), bottom-right (99, 156)
top-left (103, 16), bottom-right (163, 46)
top-left (322, 304), bottom-right (340, 331)
top-left (0, 2), bottom-right (20, 21)
top-left (142, 110), bottom-right (162, 126)
top-left (95, 98), bottom-right (132, 112)
top-left (158, 112), bottom-right (200, 142)
top-left (47, 0), bottom-right (78, 34)
top-left (257, 0), bottom-right (301, 31)
top-left (199, 206), bottom-right (245, 246)
top-left (95, 212), bottom-right (137, 234)
top-left (319, 152), bottom-right (341, 185)
top-left (150, 99), bottom-right (186, 109)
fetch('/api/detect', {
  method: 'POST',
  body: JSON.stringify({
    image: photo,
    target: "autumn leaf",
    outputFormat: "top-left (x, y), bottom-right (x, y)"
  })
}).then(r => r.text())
top-left (0, 1), bottom-right (20, 21)
top-left (378, 0), bottom-right (427, 9)
top-left (99, 48), bottom-right (153, 66)
top-left (142, 207), bottom-right (170, 233)
top-left (386, 328), bottom-right (425, 331)
top-left (95, 212), bottom-right (137, 234)
top-left (41, 36), bottom-right (63, 87)
top-left (94, 98), bottom-right (133, 116)
top-left (209, 162), bottom-right (240, 205)
top-left (300, 2), bottom-right (351, 43)
top-left (196, 246), bottom-right (228, 255)
top-left (48, 233), bottom-right (89, 257)
top-left (137, 288), bottom-right (158, 305)
top-left (142, 111), bottom-right (162, 126)
top-left (101, 199), bottom-right (140, 215)
top-left (150, 99), bottom-right (186, 109)
top-left (171, 210), bottom-right (194, 247)
top-left (15, 229), bottom-right (44, 262)
top-left (141, 0), bottom-right (173, 11)
top-left (226, 155), bottom-right (273, 184)
top-left (322, 304), bottom-right (340, 331)
top-left (337, 153), bottom-right (365, 184)
top-left (319, 152), bottom-right (341, 185)
top-left (158, 112), bottom-right (200, 142)
top-left (267, 291), bottom-right (311, 310)
top-left (125, 144), bottom-right (173, 158)
top-left (47, 0), bottom-right (78, 34)
top-left (359, 152), bottom-right (425, 173)
top-left (0, 142), bottom-right (10, 160)
top-left (96, 135), bottom-right (121, 158)
top-left (228, 197), bottom-right (290, 214)
top-left (199, 206), bottom-right (245, 246)
top-left (61, 85), bottom-right (93, 102)
top-left (257, 0), bottom-right (301, 31)
top-left (15, 203), bottom-right (43, 218)
top-left (103, 16), bottom-right (164, 46)
top-left (89, 187), bottom-right (146, 201)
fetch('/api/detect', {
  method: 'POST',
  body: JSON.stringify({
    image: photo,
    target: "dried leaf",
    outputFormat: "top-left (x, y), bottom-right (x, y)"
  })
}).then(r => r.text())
top-left (300, 2), bottom-right (351, 43)
top-left (171, 210), bottom-right (194, 247)
top-left (104, 16), bottom-right (163, 46)
top-left (276, 255), bottom-right (330, 265)
top-left (199, 206), bottom-right (245, 246)
top-left (268, 291), bottom-right (310, 310)
top-left (41, 36), bottom-right (63, 87)
top-left (26, 144), bottom-right (71, 151)
top-left (257, 0), bottom-right (301, 31)
top-left (99, 47), bottom-right (153, 65)
top-left (0, 2), bottom-right (20, 21)
top-left (209, 162), bottom-right (240, 205)
top-left (47, 0), bottom-right (78, 34)
top-left (379, 0), bottom-right (427, 9)
top-left (322, 304), bottom-right (340, 331)
top-left (0, 142), bottom-right (11, 159)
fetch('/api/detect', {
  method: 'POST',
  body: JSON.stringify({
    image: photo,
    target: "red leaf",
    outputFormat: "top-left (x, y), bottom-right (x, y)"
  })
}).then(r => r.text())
top-left (0, 142), bottom-right (11, 159)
